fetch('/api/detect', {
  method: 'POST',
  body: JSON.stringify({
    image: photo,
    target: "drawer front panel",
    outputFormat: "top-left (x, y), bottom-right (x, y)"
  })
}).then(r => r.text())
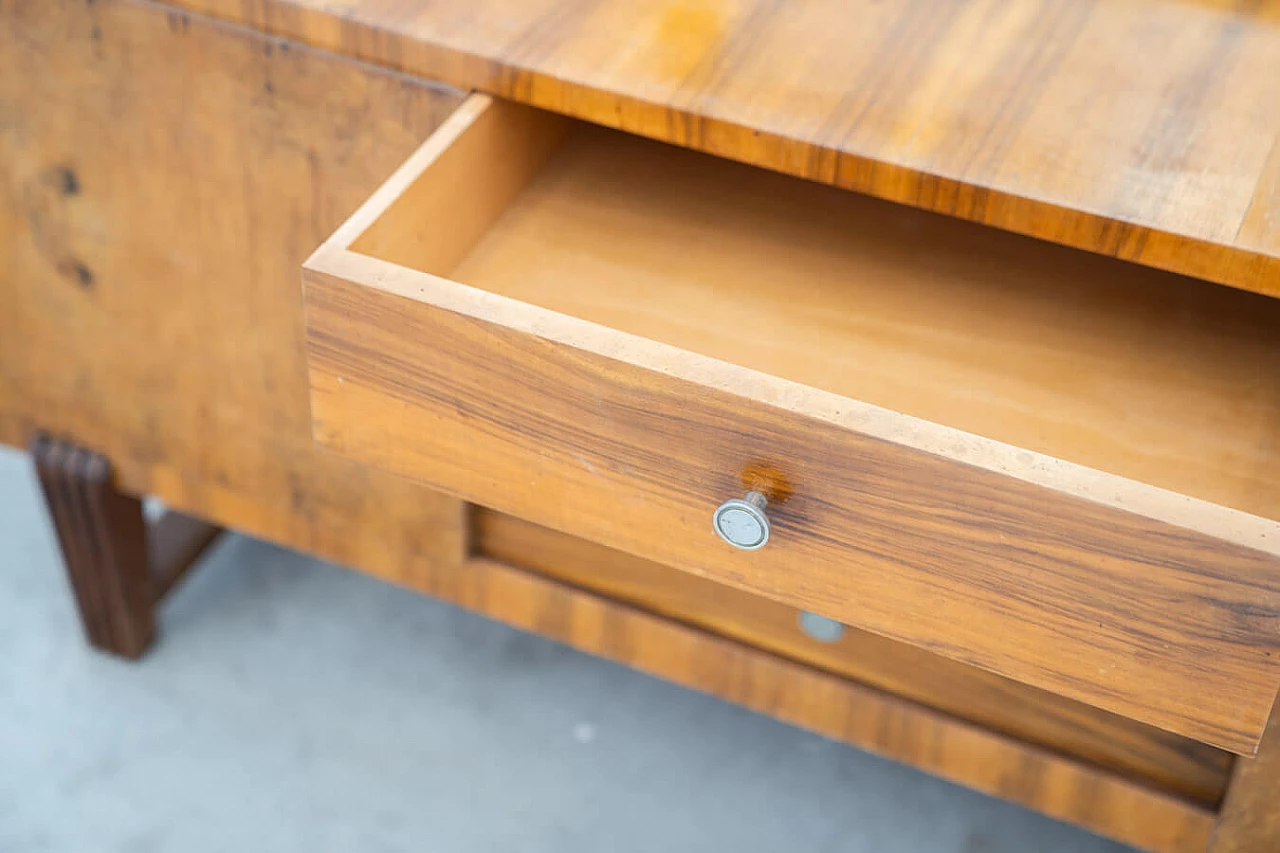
top-left (305, 262), bottom-right (1280, 753)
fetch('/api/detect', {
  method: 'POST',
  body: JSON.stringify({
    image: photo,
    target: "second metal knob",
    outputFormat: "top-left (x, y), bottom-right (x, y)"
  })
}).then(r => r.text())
top-left (798, 611), bottom-right (845, 643)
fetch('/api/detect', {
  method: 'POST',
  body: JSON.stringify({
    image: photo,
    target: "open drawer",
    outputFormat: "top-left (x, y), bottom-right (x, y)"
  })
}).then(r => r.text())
top-left (303, 94), bottom-right (1280, 753)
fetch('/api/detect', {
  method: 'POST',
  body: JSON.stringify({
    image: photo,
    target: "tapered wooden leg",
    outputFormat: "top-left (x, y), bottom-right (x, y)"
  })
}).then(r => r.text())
top-left (32, 433), bottom-right (154, 657)
top-left (31, 434), bottom-right (224, 659)
top-left (1209, 695), bottom-right (1280, 851)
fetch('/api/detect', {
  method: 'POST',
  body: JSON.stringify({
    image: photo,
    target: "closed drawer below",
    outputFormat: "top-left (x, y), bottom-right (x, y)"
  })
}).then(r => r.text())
top-left (475, 508), bottom-right (1233, 810)
top-left (303, 94), bottom-right (1280, 753)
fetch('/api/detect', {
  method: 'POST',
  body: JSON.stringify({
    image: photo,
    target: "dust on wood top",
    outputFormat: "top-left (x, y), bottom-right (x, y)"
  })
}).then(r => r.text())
top-left (170, 0), bottom-right (1280, 296)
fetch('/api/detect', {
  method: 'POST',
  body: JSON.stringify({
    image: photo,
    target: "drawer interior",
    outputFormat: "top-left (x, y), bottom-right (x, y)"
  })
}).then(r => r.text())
top-left (348, 99), bottom-right (1280, 523)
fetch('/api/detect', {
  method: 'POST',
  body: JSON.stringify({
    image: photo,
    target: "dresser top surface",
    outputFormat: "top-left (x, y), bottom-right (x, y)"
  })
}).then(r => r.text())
top-left (174, 0), bottom-right (1280, 295)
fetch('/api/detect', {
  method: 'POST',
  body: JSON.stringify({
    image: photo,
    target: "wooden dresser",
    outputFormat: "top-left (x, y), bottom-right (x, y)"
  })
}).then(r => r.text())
top-left (3, 1), bottom-right (1279, 849)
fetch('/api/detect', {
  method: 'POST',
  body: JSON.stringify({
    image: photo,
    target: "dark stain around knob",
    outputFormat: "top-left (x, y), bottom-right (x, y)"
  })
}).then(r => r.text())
top-left (741, 462), bottom-right (793, 505)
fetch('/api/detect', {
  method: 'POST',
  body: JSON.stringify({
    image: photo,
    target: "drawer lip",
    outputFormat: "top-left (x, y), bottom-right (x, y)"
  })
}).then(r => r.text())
top-left (303, 94), bottom-right (1280, 754)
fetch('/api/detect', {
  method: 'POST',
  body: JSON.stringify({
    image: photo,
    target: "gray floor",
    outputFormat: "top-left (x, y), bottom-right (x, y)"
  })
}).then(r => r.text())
top-left (0, 445), bottom-right (1135, 853)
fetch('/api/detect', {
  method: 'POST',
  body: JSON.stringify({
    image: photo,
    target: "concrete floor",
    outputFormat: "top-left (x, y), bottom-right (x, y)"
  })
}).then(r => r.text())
top-left (0, 445), bottom-right (1136, 853)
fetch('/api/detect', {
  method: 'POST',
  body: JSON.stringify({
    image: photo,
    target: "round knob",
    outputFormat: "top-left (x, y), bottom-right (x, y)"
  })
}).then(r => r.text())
top-left (713, 490), bottom-right (770, 550)
top-left (798, 611), bottom-right (845, 643)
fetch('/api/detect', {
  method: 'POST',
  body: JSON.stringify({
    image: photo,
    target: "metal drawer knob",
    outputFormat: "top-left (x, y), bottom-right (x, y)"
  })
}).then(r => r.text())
top-left (713, 490), bottom-right (770, 550)
top-left (798, 611), bottom-right (845, 643)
